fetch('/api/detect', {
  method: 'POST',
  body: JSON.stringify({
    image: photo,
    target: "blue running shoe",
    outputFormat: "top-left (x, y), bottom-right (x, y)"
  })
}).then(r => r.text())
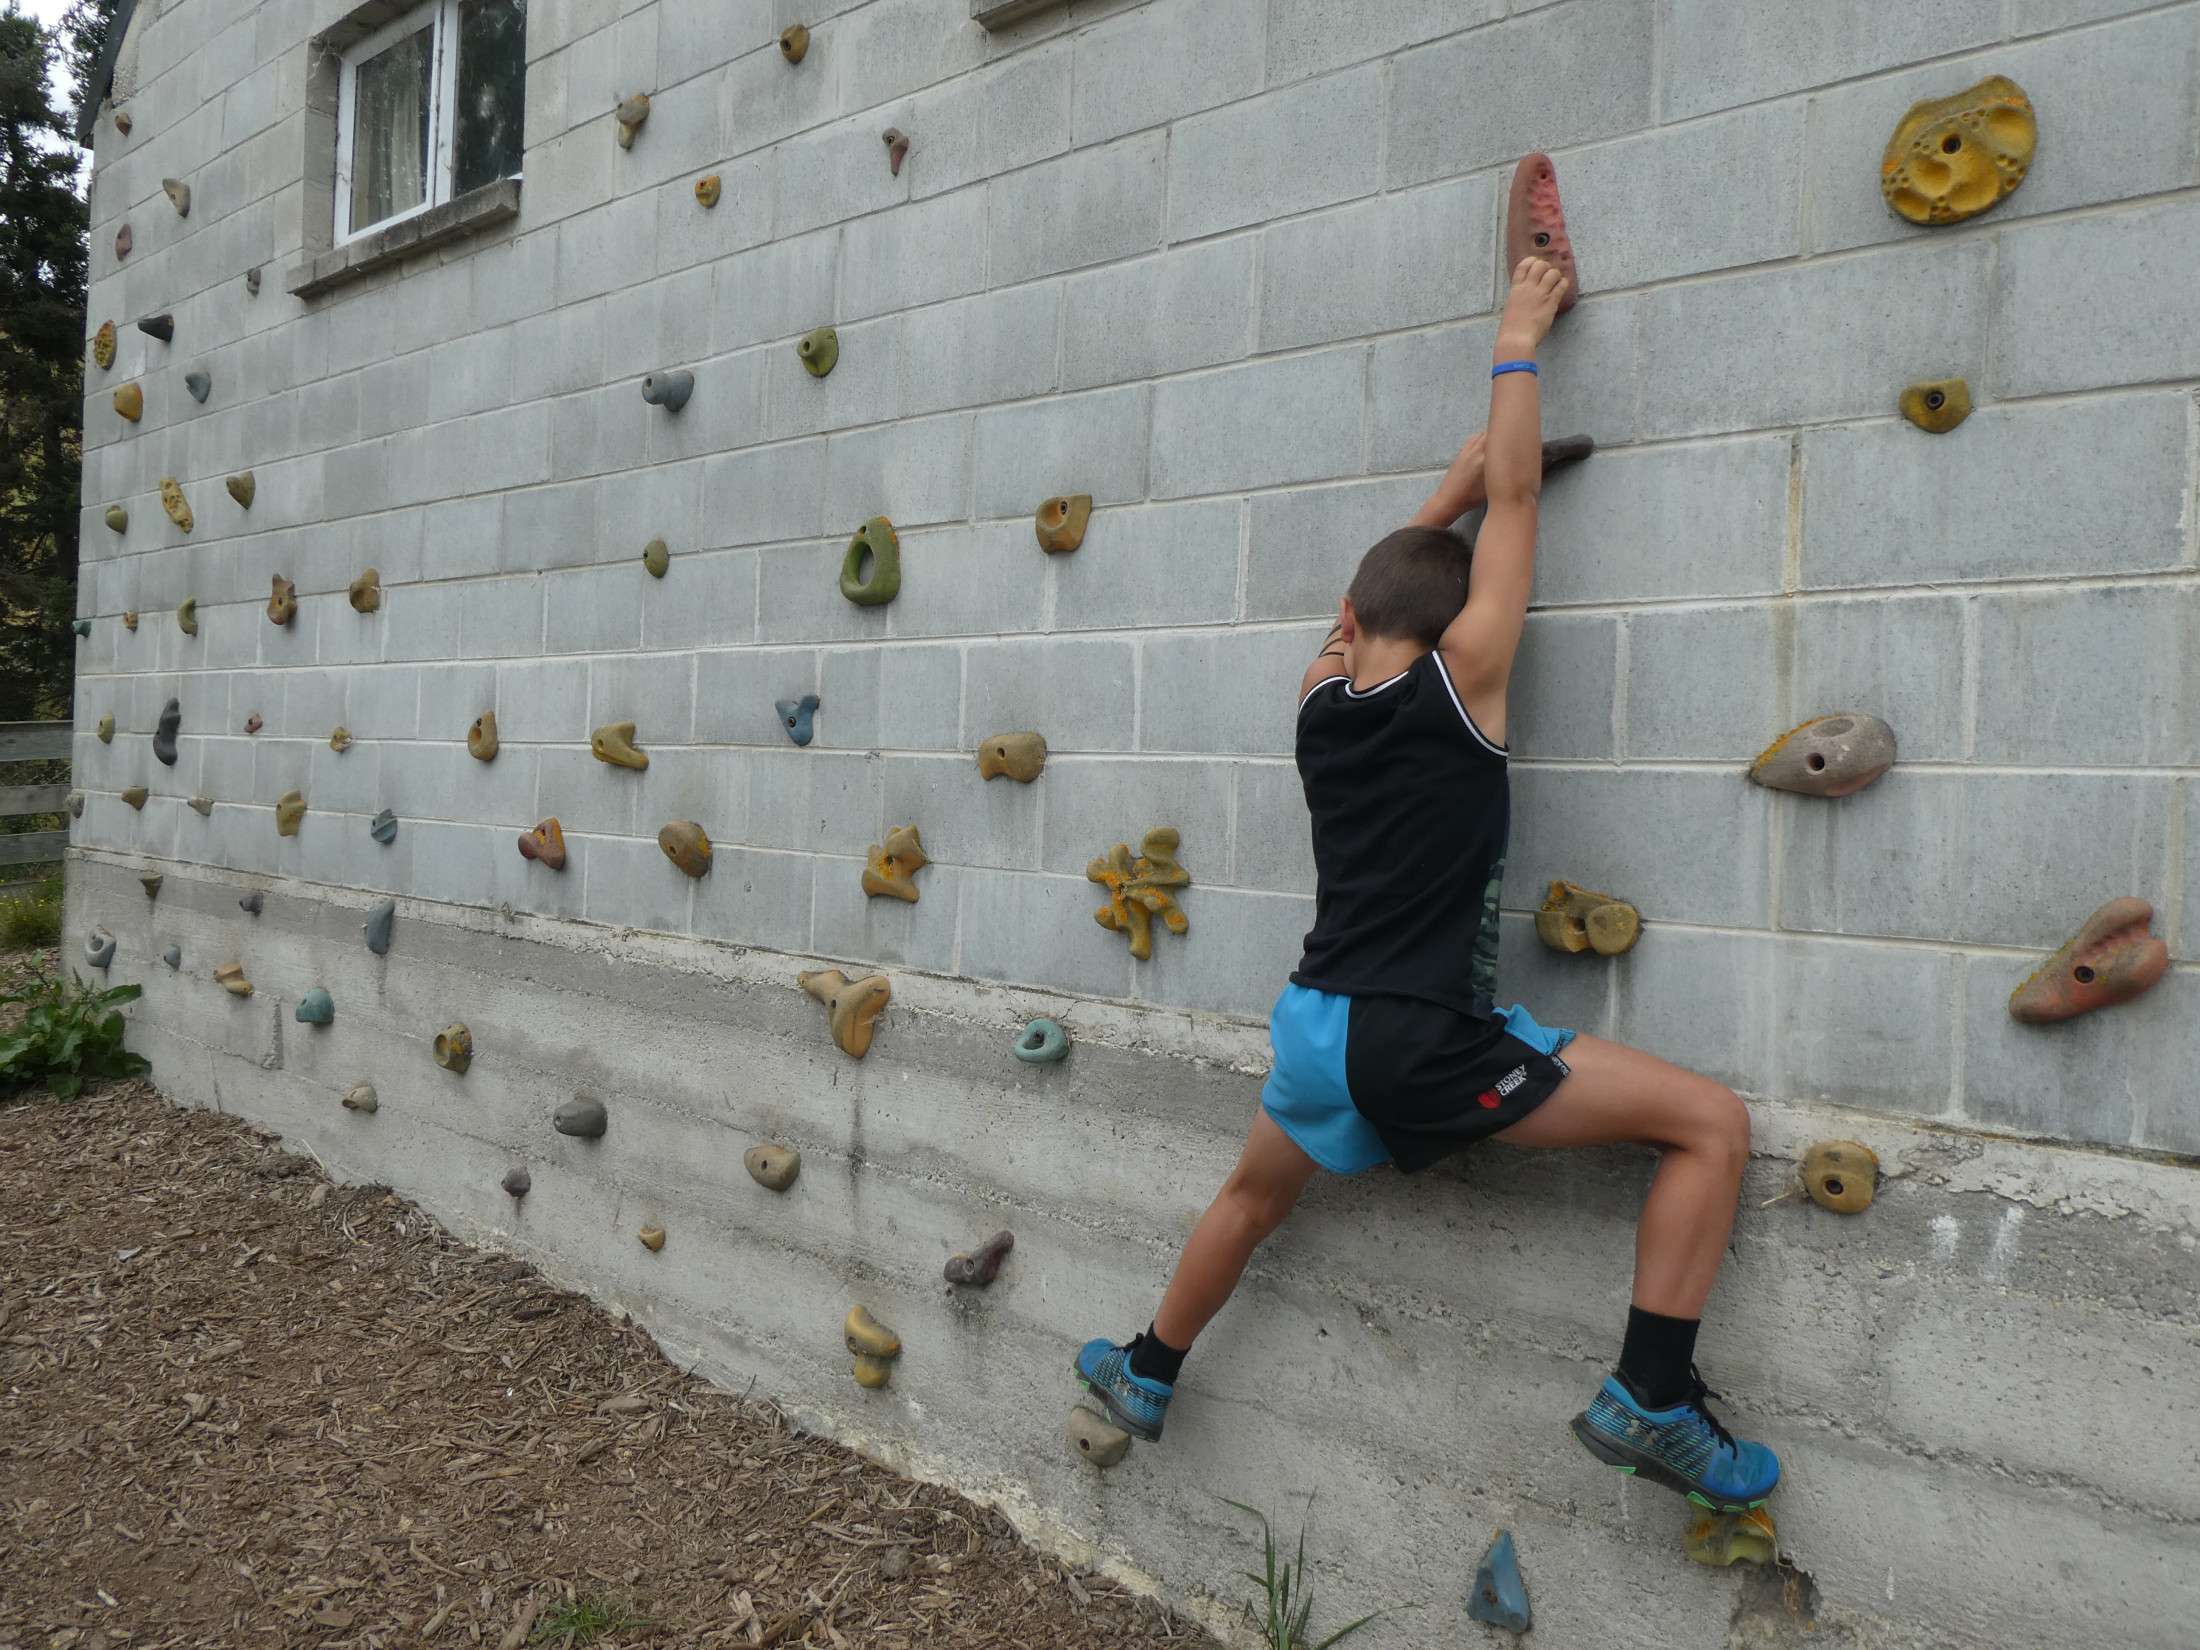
top-left (1570, 1367), bottom-right (1780, 1511)
top-left (1073, 1337), bottom-right (1173, 1441)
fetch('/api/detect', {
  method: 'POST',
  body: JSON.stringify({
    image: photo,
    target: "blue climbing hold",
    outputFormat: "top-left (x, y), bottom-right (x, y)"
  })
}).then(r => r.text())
top-left (776, 694), bottom-right (820, 746)
top-left (1013, 1017), bottom-right (1069, 1064)
top-left (370, 808), bottom-right (398, 844)
top-left (296, 987), bottom-right (334, 1025)
top-left (1468, 1530), bottom-right (1531, 1634)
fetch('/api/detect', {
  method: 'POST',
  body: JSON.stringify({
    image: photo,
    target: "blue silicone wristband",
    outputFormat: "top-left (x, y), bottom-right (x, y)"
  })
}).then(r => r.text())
top-left (1491, 359), bottom-right (1539, 378)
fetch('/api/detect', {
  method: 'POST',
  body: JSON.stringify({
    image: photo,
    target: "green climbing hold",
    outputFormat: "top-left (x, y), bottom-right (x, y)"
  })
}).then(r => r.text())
top-left (797, 326), bottom-right (838, 378)
top-left (642, 538), bottom-right (670, 577)
top-left (839, 517), bottom-right (900, 606)
top-left (275, 791), bottom-right (306, 836)
top-left (104, 505), bottom-right (127, 534)
top-left (1013, 1017), bottom-right (1069, 1064)
top-left (71, 619), bottom-right (90, 638)
top-left (96, 714), bottom-right (114, 743)
top-left (296, 988), bottom-right (334, 1025)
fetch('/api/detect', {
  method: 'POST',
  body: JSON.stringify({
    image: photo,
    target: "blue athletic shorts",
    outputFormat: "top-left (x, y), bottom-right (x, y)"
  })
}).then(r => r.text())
top-left (1259, 984), bottom-right (1575, 1175)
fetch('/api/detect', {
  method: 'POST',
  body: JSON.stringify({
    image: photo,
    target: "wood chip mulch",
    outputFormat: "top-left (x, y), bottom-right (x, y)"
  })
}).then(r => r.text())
top-left (0, 1077), bottom-right (1221, 1650)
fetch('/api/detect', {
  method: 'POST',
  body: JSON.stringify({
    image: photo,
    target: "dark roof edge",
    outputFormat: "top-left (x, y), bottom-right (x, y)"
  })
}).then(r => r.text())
top-left (73, 0), bottom-right (143, 148)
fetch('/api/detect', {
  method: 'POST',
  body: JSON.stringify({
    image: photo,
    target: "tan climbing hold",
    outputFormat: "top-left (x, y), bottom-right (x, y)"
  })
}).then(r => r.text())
top-left (977, 731), bottom-right (1047, 783)
top-left (188, 795), bottom-right (212, 815)
top-left (693, 174), bottom-right (720, 209)
top-left (1880, 74), bottom-right (2035, 226)
top-left (2008, 897), bottom-right (2169, 1025)
top-left (1034, 494), bottom-right (1092, 553)
top-left (349, 568), bottom-right (382, 612)
top-left (779, 22), bottom-right (809, 62)
top-left (1899, 378), bottom-right (1972, 434)
top-left (120, 784), bottom-right (147, 809)
top-left (642, 537), bottom-right (670, 577)
top-left (799, 968), bottom-right (891, 1060)
top-left (861, 824), bottom-right (928, 903)
top-left (160, 478), bottom-right (193, 533)
top-left (215, 962), bottom-right (253, 997)
top-left (638, 1224), bottom-right (667, 1252)
top-left (845, 1305), bottom-right (901, 1389)
top-left (329, 726), bottom-right (352, 753)
top-left (467, 711), bottom-right (499, 762)
top-left (434, 1024), bottom-right (473, 1073)
top-left (1748, 712), bottom-right (1896, 799)
top-left (121, 608), bottom-right (137, 629)
top-left (1087, 828), bottom-right (1191, 961)
top-left (112, 109), bottom-right (130, 135)
top-left (275, 791), bottom-right (306, 836)
top-left (267, 574), bottom-right (296, 626)
top-left (162, 176), bottom-right (190, 216)
top-left (744, 1143), bottom-right (800, 1191)
top-left (92, 320), bottom-right (115, 370)
top-left (341, 1082), bottom-right (378, 1114)
top-left (591, 721), bottom-right (648, 770)
top-left (1686, 1508), bottom-right (1777, 1568)
top-left (226, 472), bottom-right (254, 510)
top-left (96, 714), bottom-right (114, 743)
top-left (1801, 1140), bottom-right (1878, 1215)
top-left (1534, 879), bottom-right (1639, 957)
top-left (658, 819), bottom-right (713, 878)
top-left (1066, 1404), bottom-right (1132, 1468)
top-left (113, 382), bottom-right (142, 422)
top-left (519, 816), bottom-right (567, 870)
top-left (615, 92), bottom-right (650, 148)
top-left (176, 597), bottom-right (198, 635)
top-left (882, 127), bottom-right (910, 177)
top-left (107, 509), bottom-right (129, 536)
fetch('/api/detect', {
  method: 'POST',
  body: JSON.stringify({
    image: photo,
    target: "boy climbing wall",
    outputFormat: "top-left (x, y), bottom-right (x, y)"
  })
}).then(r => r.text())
top-left (1074, 254), bottom-right (1781, 1515)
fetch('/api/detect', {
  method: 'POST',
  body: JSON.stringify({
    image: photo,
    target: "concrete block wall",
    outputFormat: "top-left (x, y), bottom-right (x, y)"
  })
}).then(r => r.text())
top-left (66, 1), bottom-right (2200, 1645)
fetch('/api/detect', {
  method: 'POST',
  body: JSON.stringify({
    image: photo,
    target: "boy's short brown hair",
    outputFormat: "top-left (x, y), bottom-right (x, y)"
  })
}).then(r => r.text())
top-left (1346, 526), bottom-right (1473, 646)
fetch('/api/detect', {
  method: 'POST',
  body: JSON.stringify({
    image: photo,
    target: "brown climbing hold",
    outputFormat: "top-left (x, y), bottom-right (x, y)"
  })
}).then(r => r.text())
top-left (1034, 494), bottom-right (1092, 554)
top-left (140, 871), bottom-right (163, 898)
top-left (107, 508), bottom-right (129, 536)
top-left (342, 1082), bottom-right (378, 1114)
top-left (1685, 1508), bottom-right (1777, 1568)
top-left (160, 478), bottom-right (193, 533)
top-left (1087, 828), bottom-right (1191, 961)
top-left (944, 1230), bottom-right (1014, 1287)
top-left (615, 92), bottom-right (650, 149)
top-left (1506, 151), bottom-right (1580, 312)
top-left (845, 1305), bottom-right (901, 1389)
top-left (214, 962), bottom-right (253, 998)
top-left (162, 177), bottom-right (190, 217)
top-left (518, 817), bottom-right (567, 870)
top-left (2008, 897), bottom-right (2169, 1025)
top-left (642, 538), bottom-right (670, 577)
top-left (92, 320), bottom-right (115, 369)
top-left (1534, 880), bottom-right (1638, 956)
top-left (1066, 1404), bottom-right (1132, 1469)
top-left (96, 714), bottom-right (114, 743)
top-left (329, 726), bottom-right (352, 753)
top-left (467, 712), bottom-right (499, 762)
top-left (1881, 75), bottom-right (2035, 226)
top-left (349, 568), bottom-right (382, 612)
top-left (744, 1144), bottom-right (800, 1191)
top-left (1801, 1140), bottom-right (1878, 1215)
top-left (115, 223), bottom-right (131, 260)
top-left (882, 128), bottom-right (910, 176)
top-left (693, 174), bottom-right (721, 209)
top-left (267, 574), bottom-right (296, 626)
top-left (591, 721), bottom-right (648, 770)
top-left (799, 968), bottom-right (891, 1060)
top-left (113, 383), bottom-right (143, 422)
top-left (121, 607), bottom-right (136, 628)
top-left (176, 598), bottom-right (198, 635)
top-left (638, 1224), bottom-right (667, 1253)
top-left (434, 1024), bottom-right (473, 1074)
top-left (658, 820), bottom-right (713, 878)
top-left (121, 785), bottom-right (147, 809)
top-left (275, 791), bottom-right (306, 836)
top-left (977, 732), bottom-right (1047, 783)
top-left (112, 109), bottom-right (130, 135)
top-left (1748, 713), bottom-right (1897, 799)
top-left (244, 712), bottom-right (262, 734)
top-left (779, 22), bottom-right (809, 62)
top-left (226, 472), bottom-right (255, 510)
top-left (1899, 378), bottom-right (1972, 434)
top-left (861, 824), bottom-right (928, 903)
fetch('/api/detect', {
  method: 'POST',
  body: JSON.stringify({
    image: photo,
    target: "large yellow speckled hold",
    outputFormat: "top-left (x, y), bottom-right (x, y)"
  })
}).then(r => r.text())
top-left (113, 383), bottom-right (143, 422)
top-left (1880, 75), bottom-right (2035, 226)
top-left (1087, 827), bottom-right (1190, 961)
top-left (92, 320), bottom-right (115, 370)
top-left (275, 790), bottom-right (306, 836)
top-left (160, 478), bottom-right (193, 533)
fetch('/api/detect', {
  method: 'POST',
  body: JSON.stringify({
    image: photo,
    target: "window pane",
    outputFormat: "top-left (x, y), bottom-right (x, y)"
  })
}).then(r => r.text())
top-left (453, 0), bottom-right (526, 195)
top-left (348, 27), bottom-right (433, 231)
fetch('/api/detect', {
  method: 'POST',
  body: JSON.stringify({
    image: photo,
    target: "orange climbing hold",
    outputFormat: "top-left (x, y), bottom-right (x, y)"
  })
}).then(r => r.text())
top-left (519, 817), bottom-right (567, 870)
top-left (799, 968), bottom-right (891, 1060)
top-left (861, 824), bottom-right (928, 903)
top-left (1880, 75), bottom-right (2035, 226)
top-left (2007, 898), bottom-right (2168, 1025)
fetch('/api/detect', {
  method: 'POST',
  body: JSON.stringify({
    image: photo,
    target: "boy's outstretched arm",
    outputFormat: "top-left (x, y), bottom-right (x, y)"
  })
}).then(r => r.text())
top-left (1438, 257), bottom-right (1569, 744)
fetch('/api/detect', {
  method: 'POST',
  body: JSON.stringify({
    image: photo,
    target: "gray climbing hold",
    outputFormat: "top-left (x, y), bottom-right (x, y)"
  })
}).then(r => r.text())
top-left (239, 892), bottom-right (264, 915)
top-left (183, 369), bottom-right (210, 403)
top-left (188, 795), bottom-right (212, 815)
top-left (370, 809), bottom-right (398, 845)
top-left (342, 1082), bottom-right (377, 1114)
top-left (245, 267), bottom-right (260, 296)
top-left (502, 1166), bottom-right (531, 1198)
top-left (554, 1095), bottom-right (608, 1139)
top-left (136, 313), bottom-right (173, 343)
top-left (140, 871), bottom-right (163, 899)
top-left (66, 790), bottom-right (84, 818)
top-left (363, 898), bottom-right (394, 956)
top-left (295, 988), bottom-right (334, 1025)
top-left (1468, 1530), bottom-right (1531, 1634)
top-left (1013, 1017), bottom-right (1069, 1064)
top-left (162, 944), bottom-right (180, 969)
top-left (161, 177), bottom-right (190, 216)
top-left (153, 697), bottom-right (180, 765)
top-left (1066, 1404), bottom-right (1131, 1469)
top-left (776, 694), bottom-right (820, 746)
top-left (640, 369), bottom-right (692, 412)
top-left (85, 930), bottom-right (116, 969)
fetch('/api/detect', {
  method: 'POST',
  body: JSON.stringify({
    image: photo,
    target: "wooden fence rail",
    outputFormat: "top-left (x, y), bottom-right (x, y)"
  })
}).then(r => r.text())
top-left (0, 721), bottom-right (71, 879)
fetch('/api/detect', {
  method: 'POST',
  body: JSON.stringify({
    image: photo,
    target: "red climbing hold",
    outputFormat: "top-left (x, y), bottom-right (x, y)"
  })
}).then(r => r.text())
top-left (1506, 152), bottom-right (1579, 313)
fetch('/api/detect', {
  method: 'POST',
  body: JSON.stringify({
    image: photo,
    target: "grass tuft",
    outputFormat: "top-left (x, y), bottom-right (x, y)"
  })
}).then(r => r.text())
top-left (1224, 1497), bottom-right (1405, 1650)
top-left (531, 1591), bottom-right (653, 1645)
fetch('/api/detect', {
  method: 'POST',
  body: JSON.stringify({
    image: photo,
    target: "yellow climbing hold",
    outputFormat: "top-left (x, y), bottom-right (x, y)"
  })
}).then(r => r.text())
top-left (591, 721), bottom-right (648, 770)
top-left (1534, 879), bottom-right (1639, 957)
top-left (1880, 74), bottom-right (2035, 226)
top-left (861, 824), bottom-right (928, 903)
top-left (160, 478), bottom-right (193, 534)
top-left (1087, 828), bottom-right (1190, 961)
top-left (799, 968), bottom-right (890, 1060)
top-left (113, 383), bottom-right (142, 422)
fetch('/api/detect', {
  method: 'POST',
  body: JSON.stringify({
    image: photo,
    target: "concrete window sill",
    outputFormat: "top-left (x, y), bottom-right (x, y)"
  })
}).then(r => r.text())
top-left (285, 177), bottom-right (520, 300)
top-left (970, 0), bottom-right (1064, 26)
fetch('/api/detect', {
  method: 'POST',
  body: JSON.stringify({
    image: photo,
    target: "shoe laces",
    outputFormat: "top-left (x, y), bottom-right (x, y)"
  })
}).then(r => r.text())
top-left (1683, 1366), bottom-right (1738, 1454)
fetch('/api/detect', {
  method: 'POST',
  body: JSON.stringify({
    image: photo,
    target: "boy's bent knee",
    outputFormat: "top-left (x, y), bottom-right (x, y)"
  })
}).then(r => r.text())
top-left (1219, 1175), bottom-right (1299, 1241)
top-left (1700, 1083), bottom-right (1750, 1168)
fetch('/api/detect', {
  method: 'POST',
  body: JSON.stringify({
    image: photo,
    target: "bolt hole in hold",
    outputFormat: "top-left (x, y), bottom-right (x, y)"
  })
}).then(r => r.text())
top-left (1533, 231), bottom-right (1550, 247)
top-left (1942, 133), bottom-right (1962, 152)
top-left (1924, 389), bottom-right (1945, 411)
top-left (1806, 753), bottom-right (1826, 771)
top-left (2074, 965), bottom-right (2096, 984)
top-left (1823, 1177), bottom-right (1844, 1197)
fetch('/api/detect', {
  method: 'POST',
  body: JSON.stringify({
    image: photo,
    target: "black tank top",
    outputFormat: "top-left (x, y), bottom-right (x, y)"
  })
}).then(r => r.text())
top-left (1289, 651), bottom-right (1509, 1016)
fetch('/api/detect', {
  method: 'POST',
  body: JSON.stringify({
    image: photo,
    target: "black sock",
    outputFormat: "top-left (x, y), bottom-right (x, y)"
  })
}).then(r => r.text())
top-left (1127, 1323), bottom-right (1187, 1385)
top-left (1617, 1306), bottom-right (1699, 1409)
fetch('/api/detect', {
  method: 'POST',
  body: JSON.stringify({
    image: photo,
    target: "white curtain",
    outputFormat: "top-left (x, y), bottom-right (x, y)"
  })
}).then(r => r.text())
top-left (350, 27), bottom-right (431, 230)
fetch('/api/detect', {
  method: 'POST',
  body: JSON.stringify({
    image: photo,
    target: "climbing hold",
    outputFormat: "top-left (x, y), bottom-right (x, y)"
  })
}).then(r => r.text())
top-left (1686, 1508), bottom-right (1778, 1568)
top-left (590, 721), bottom-right (648, 770)
top-left (349, 568), bottom-right (382, 612)
top-left (71, 619), bottom-right (90, 638)
top-left (658, 820), bottom-right (713, 877)
top-left (501, 1166), bottom-right (530, 1198)
top-left (693, 174), bottom-right (720, 209)
top-left (243, 712), bottom-right (262, 734)
top-left (554, 1095), bottom-right (608, 1139)
top-left (227, 472), bottom-right (255, 510)
top-left (66, 791), bottom-right (84, 818)
top-left (267, 574), bottom-right (295, 626)
top-left (797, 326), bottom-right (838, 378)
top-left (105, 507), bottom-right (127, 535)
top-left (638, 1224), bottom-right (667, 1252)
top-left (122, 610), bottom-right (137, 630)
top-left (92, 320), bottom-right (115, 369)
top-left (140, 871), bottom-right (162, 898)
top-left (84, 930), bottom-right (117, 970)
top-left (176, 598), bottom-right (198, 635)
top-left (744, 1143), bottom-right (801, 1191)
top-left (275, 791), bottom-right (306, 836)
top-left (845, 1305), bottom-right (901, 1389)
top-left (1748, 712), bottom-right (1896, 799)
top-left (183, 369), bottom-right (210, 403)
top-left (1012, 1017), bottom-right (1069, 1064)
top-left (776, 694), bottom-right (820, 746)
top-left (187, 795), bottom-right (211, 815)
top-left (615, 92), bottom-right (650, 148)
top-left (1543, 433), bottom-right (1595, 475)
top-left (882, 127), bottom-right (910, 177)
top-left (295, 988), bottom-right (335, 1026)
top-left (137, 313), bottom-right (173, 343)
top-left (342, 1082), bottom-right (378, 1114)
top-left (1066, 1404), bottom-right (1132, 1467)
top-left (153, 699), bottom-right (179, 765)
top-left (467, 712), bottom-right (499, 761)
top-left (214, 961), bottom-right (252, 997)
top-left (329, 727), bottom-right (352, 753)
top-left (1881, 75), bottom-right (2034, 226)
top-left (369, 808), bottom-right (397, 844)
top-left (779, 22), bottom-right (809, 61)
top-left (1506, 152), bottom-right (1580, 314)
top-left (244, 266), bottom-right (259, 296)
top-left (639, 368), bottom-right (692, 411)
top-left (120, 785), bottom-right (148, 810)
top-left (112, 109), bottom-right (130, 134)
top-left (160, 478), bottom-right (193, 533)
top-left (1034, 494), bottom-right (1091, 553)
top-left (1468, 1529), bottom-right (1532, 1634)
top-left (642, 537), bottom-right (670, 577)
top-left (799, 968), bottom-right (891, 1060)
top-left (113, 382), bottom-right (142, 422)
top-left (839, 517), bottom-right (901, 606)
top-left (1087, 828), bottom-right (1191, 961)
top-left (115, 223), bottom-right (131, 260)
top-left (96, 713), bottom-right (115, 743)
top-left (943, 1230), bottom-right (1014, 1287)
top-left (162, 943), bottom-right (180, 969)
top-left (1899, 378), bottom-right (1972, 434)
top-left (2008, 897), bottom-right (2168, 1024)
top-left (240, 892), bottom-right (263, 915)
top-left (519, 817), bottom-right (568, 870)
top-left (363, 898), bottom-right (395, 954)
top-left (861, 824), bottom-right (928, 903)
top-left (161, 176), bottom-right (190, 216)
top-left (1533, 879), bottom-right (1639, 957)
top-left (1801, 1140), bottom-right (1878, 1215)
top-left (433, 1024), bottom-right (473, 1074)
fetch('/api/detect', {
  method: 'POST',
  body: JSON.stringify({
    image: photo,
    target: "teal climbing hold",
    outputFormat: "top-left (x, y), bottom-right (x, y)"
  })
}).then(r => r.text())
top-left (296, 988), bottom-right (334, 1025)
top-left (370, 809), bottom-right (398, 844)
top-left (1013, 1017), bottom-right (1069, 1064)
top-left (363, 898), bottom-right (394, 955)
top-left (776, 694), bottom-right (820, 746)
top-left (1468, 1530), bottom-right (1531, 1634)
top-left (72, 619), bottom-right (90, 638)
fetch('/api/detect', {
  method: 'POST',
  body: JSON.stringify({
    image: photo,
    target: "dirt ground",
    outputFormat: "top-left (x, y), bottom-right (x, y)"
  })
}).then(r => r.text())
top-left (0, 1012), bottom-right (1220, 1649)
